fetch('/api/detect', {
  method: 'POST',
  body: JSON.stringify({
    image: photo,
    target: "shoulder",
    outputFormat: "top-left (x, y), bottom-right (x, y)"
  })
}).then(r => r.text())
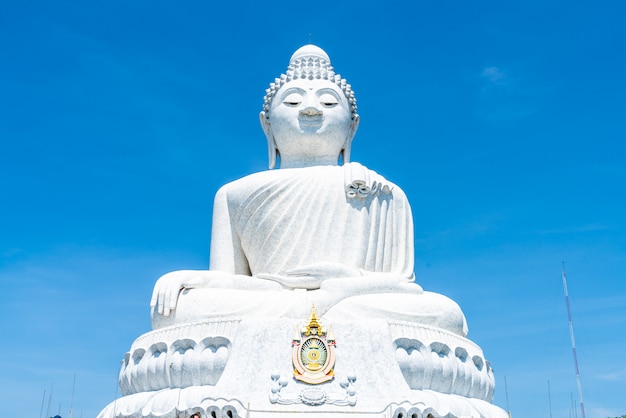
top-left (215, 171), bottom-right (265, 198)
top-left (214, 169), bottom-right (298, 203)
top-left (344, 162), bottom-right (407, 200)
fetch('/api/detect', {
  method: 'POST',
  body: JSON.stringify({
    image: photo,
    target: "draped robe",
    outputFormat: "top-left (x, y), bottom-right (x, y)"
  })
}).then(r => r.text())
top-left (152, 163), bottom-right (466, 336)
top-left (210, 163), bottom-right (413, 281)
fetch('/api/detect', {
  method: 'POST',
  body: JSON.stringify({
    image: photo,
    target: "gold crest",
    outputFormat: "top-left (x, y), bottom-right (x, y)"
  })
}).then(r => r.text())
top-left (292, 305), bottom-right (336, 384)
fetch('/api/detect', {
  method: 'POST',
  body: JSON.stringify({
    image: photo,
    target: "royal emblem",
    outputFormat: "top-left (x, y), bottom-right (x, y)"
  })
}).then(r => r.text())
top-left (292, 306), bottom-right (336, 384)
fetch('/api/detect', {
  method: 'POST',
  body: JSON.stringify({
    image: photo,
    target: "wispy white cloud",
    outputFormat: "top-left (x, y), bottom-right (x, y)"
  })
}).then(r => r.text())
top-left (481, 66), bottom-right (509, 86)
top-left (475, 65), bottom-right (539, 122)
top-left (533, 223), bottom-right (610, 235)
top-left (595, 369), bottom-right (626, 382)
top-left (587, 406), bottom-right (626, 418)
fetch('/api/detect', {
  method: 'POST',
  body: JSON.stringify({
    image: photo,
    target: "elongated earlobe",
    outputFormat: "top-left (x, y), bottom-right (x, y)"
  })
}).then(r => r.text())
top-left (260, 111), bottom-right (278, 169)
top-left (342, 114), bottom-right (360, 164)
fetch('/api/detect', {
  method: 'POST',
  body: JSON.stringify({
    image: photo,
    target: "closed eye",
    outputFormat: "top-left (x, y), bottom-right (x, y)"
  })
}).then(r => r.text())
top-left (319, 92), bottom-right (339, 108)
top-left (282, 92), bottom-right (304, 107)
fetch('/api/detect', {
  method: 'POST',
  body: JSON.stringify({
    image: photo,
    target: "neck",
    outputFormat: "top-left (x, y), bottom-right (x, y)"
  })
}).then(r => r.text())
top-left (279, 154), bottom-right (339, 168)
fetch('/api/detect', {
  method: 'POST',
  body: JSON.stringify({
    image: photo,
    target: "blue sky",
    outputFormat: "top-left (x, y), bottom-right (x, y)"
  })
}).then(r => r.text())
top-left (1, 1), bottom-right (625, 417)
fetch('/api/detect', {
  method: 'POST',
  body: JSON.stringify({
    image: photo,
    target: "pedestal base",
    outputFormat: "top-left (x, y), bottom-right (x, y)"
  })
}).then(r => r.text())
top-left (97, 318), bottom-right (507, 418)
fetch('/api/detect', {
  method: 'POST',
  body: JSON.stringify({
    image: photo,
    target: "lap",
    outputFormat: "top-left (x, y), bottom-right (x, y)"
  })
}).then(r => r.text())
top-left (152, 284), bottom-right (467, 337)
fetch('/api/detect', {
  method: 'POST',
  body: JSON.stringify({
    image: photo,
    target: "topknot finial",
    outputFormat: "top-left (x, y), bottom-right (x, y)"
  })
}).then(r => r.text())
top-left (289, 44), bottom-right (331, 64)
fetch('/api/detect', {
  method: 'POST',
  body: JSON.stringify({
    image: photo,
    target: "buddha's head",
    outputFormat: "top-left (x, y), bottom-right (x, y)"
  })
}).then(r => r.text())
top-left (260, 45), bottom-right (360, 169)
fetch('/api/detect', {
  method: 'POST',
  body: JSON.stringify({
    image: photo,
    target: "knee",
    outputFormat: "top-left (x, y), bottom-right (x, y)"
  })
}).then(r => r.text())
top-left (422, 291), bottom-right (468, 337)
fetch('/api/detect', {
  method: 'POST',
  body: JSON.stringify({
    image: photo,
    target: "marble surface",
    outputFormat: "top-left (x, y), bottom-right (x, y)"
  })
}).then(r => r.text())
top-left (99, 318), bottom-right (505, 418)
top-left (98, 44), bottom-right (506, 418)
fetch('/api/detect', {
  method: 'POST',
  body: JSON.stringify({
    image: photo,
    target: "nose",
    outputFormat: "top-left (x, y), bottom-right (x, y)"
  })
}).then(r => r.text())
top-left (300, 106), bottom-right (322, 116)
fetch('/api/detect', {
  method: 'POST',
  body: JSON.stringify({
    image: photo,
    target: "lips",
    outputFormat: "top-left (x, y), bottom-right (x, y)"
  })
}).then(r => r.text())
top-left (298, 115), bottom-right (323, 128)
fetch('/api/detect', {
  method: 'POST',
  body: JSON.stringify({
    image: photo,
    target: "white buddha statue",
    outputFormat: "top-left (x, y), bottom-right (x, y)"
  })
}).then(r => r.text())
top-left (98, 45), bottom-right (508, 418)
top-left (150, 44), bottom-right (466, 336)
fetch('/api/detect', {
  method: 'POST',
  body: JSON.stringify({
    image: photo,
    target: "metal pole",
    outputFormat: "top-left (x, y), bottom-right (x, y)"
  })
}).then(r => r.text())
top-left (548, 380), bottom-right (553, 418)
top-left (39, 389), bottom-right (46, 418)
top-left (504, 375), bottom-right (511, 418)
top-left (46, 383), bottom-right (53, 418)
top-left (562, 263), bottom-right (586, 418)
top-left (69, 373), bottom-right (76, 418)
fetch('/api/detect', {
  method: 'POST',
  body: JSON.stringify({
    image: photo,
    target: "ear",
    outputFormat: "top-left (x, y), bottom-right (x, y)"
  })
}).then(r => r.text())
top-left (341, 114), bottom-right (360, 164)
top-left (260, 111), bottom-right (278, 169)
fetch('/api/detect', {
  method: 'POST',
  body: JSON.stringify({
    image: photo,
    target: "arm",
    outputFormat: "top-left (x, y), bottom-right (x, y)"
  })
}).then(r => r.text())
top-left (256, 262), bottom-right (420, 293)
top-left (150, 185), bottom-right (254, 317)
top-left (209, 184), bottom-right (251, 275)
top-left (150, 269), bottom-right (284, 316)
top-left (150, 270), bottom-right (214, 316)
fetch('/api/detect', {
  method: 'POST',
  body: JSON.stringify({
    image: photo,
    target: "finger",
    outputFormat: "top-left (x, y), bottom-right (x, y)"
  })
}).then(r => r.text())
top-left (150, 286), bottom-right (158, 308)
top-left (256, 273), bottom-right (280, 280)
top-left (169, 284), bottom-right (179, 311)
top-left (285, 267), bottom-right (316, 276)
top-left (157, 287), bottom-right (165, 315)
top-left (159, 290), bottom-right (170, 316)
top-left (163, 286), bottom-right (172, 317)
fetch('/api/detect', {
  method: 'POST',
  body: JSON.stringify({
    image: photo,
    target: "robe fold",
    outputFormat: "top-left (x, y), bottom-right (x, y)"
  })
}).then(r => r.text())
top-left (210, 163), bottom-right (414, 281)
top-left (153, 163), bottom-right (467, 336)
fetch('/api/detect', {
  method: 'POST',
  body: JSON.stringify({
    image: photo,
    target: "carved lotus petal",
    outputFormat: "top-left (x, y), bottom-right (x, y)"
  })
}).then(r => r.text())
top-left (301, 388), bottom-right (327, 405)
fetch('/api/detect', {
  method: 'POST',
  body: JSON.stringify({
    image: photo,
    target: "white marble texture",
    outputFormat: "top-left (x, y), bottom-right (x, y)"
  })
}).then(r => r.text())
top-left (99, 319), bottom-right (505, 418)
top-left (97, 44), bottom-right (507, 418)
top-left (150, 162), bottom-right (467, 336)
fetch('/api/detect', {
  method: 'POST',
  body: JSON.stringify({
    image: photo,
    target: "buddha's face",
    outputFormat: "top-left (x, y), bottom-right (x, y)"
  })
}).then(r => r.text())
top-left (263, 78), bottom-right (357, 166)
